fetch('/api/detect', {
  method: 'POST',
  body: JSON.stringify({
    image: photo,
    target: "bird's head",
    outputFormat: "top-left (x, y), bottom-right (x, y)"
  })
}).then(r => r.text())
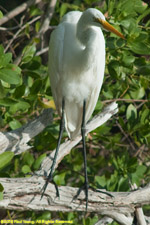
top-left (82, 8), bottom-right (125, 40)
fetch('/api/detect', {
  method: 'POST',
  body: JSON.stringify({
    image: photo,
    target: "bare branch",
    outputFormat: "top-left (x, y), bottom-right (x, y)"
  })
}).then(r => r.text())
top-left (103, 99), bottom-right (150, 103)
top-left (38, 0), bottom-right (57, 50)
top-left (39, 0), bottom-right (57, 35)
top-left (35, 46), bottom-right (49, 56)
top-left (0, 0), bottom-right (42, 26)
top-left (0, 109), bottom-right (53, 155)
top-left (4, 16), bottom-right (41, 52)
top-left (131, 183), bottom-right (147, 225)
top-left (0, 177), bottom-right (150, 224)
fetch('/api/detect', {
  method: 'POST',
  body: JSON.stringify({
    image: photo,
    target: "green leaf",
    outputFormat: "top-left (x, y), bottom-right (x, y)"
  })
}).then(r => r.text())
top-left (0, 183), bottom-right (4, 200)
top-left (135, 165), bottom-right (147, 177)
top-left (33, 153), bottom-right (46, 170)
top-left (9, 119), bottom-right (22, 130)
top-left (118, 177), bottom-right (129, 191)
top-left (54, 172), bottom-right (66, 185)
top-left (9, 100), bottom-right (30, 113)
top-left (13, 84), bottom-right (26, 99)
top-left (35, 21), bottom-right (41, 33)
top-left (0, 52), bottom-right (12, 68)
top-left (0, 183), bottom-right (4, 192)
top-left (140, 109), bottom-right (150, 125)
top-left (0, 65), bottom-right (21, 85)
top-left (130, 87), bottom-right (145, 99)
top-left (36, 212), bottom-right (51, 220)
top-left (60, 3), bottom-right (68, 18)
top-left (0, 98), bottom-right (17, 106)
top-left (129, 41), bottom-right (150, 55)
top-left (0, 81), bottom-right (6, 98)
top-left (0, 10), bottom-right (3, 19)
top-left (30, 79), bottom-right (42, 94)
top-left (122, 53), bottom-right (135, 67)
top-left (126, 104), bottom-right (137, 120)
top-left (0, 152), bottom-right (14, 170)
top-left (0, 192), bottom-right (3, 200)
top-left (21, 45), bottom-right (36, 64)
top-left (138, 65), bottom-right (150, 75)
top-left (108, 60), bottom-right (120, 78)
top-left (23, 152), bottom-right (34, 167)
top-left (22, 165), bottom-right (31, 174)
top-left (29, 6), bottom-right (42, 17)
top-left (95, 175), bottom-right (106, 188)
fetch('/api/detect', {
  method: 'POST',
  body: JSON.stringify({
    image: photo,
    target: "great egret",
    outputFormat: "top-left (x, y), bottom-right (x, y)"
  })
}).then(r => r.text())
top-left (42, 8), bottom-right (125, 209)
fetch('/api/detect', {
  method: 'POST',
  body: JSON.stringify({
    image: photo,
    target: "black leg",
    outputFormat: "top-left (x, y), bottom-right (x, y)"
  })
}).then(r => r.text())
top-left (73, 100), bottom-right (88, 210)
top-left (41, 98), bottom-right (65, 199)
top-left (81, 100), bottom-right (89, 210)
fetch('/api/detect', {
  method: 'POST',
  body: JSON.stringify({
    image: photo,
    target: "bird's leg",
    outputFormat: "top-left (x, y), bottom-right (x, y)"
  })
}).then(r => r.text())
top-left (74, 100), bottom-right (89, 210)
top-left (41, 98), bottom-right (65, 199)
top-left (81, 100), bottom-right (89, 210)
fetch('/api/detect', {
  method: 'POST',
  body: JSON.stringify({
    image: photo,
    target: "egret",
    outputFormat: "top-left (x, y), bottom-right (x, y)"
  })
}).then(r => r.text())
top-left (41, 8), bottom-right (125, 209)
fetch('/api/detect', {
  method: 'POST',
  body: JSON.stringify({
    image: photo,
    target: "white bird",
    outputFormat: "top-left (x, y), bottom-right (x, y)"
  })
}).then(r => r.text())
top-left (42, 8), bottom-right (124, 208)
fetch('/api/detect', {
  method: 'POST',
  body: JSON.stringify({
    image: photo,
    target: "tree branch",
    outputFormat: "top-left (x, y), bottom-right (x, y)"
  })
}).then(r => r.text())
top-left (39, 0), bottom-right (57, 36)
top-left (0, 177), bottom-right (150, 225)
top-left (0, 109), bottom-right (53, 155)
top-left (0, 0), bottom-right (42, 26)
top-left (0, 102), bottom-right (149, 224)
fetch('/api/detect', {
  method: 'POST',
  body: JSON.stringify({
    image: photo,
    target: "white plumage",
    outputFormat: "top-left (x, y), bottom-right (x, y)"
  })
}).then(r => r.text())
top-left (48, 8), bottom-right (124, 139)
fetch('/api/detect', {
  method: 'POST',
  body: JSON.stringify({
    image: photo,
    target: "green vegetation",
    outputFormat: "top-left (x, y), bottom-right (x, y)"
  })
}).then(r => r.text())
top-left (0, 0), bottom-right (150, 224)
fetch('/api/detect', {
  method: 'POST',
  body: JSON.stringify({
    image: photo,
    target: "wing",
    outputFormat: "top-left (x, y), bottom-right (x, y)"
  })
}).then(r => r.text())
top-left (69, 48), bottom-right (105, 139)
top-left (48, 11), bottom-right (82, 115)
top-left (48, 25), bottom-right (64, 115)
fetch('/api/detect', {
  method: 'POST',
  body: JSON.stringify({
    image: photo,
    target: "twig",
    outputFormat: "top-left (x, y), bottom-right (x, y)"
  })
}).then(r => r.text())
top-left (0, 0), bottom-right (42, 26)
top-left (0, 15), bottom-right (25, 31)
top-left (103, 99), bottom-right (150, 103)
top-left (39, 0), bottom-right (57, 35)
top-left (4, 16), bottom-right (41, 52)
top-left (38, 0), bottom-right (57, 49)
top-left (35, 47), bottom-right (49, 56)
top-left (116, 121), bottom-right (136, 151)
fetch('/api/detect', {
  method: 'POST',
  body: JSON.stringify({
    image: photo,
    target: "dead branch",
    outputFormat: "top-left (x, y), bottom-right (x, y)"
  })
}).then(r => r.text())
top-left (0, 177), bottom-right (150, 225)
top-left (39, 0), bottom-right (57, 36)
top-left (0, 0), bottom-right (42, 26)
top-left (4, 15), bottom-right (41, 52)
top-left (131, 183), bottom-right (147, 225)
top-left (0, 102), bottom-right (149, 224)
top-left (0, 109), bottom-right (53, 155)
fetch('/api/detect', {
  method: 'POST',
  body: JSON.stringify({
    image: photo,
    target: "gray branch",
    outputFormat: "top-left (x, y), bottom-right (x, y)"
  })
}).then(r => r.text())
top-left (0, 109), bottom-right (53, 154)
top-left (0, 177), bottom-right (150, 225)
top-left (0, 0), bottom-right (42, 26)
top-left (0, 102), bottom-right (149, 224)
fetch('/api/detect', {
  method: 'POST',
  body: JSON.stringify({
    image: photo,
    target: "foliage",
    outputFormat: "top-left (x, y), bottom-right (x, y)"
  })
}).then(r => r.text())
top-left (0, 0), bottom-right (150, 224)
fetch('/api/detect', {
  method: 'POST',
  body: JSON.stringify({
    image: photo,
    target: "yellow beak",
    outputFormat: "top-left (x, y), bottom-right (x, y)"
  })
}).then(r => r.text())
top-left (97, 18), bottom-right (125, 40)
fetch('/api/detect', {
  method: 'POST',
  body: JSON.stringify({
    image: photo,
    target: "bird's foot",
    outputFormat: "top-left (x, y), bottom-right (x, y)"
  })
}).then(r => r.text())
top-left (41, 175), bottom-right (59, 200)
top-left (93, 187), bottom-right (114, 198)
top-left (73, 182), bottom-right (89, 211)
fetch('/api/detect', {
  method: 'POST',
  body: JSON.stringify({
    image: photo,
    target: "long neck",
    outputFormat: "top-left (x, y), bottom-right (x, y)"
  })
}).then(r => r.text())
top-left (76, 22), bottom-right (98, 69)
